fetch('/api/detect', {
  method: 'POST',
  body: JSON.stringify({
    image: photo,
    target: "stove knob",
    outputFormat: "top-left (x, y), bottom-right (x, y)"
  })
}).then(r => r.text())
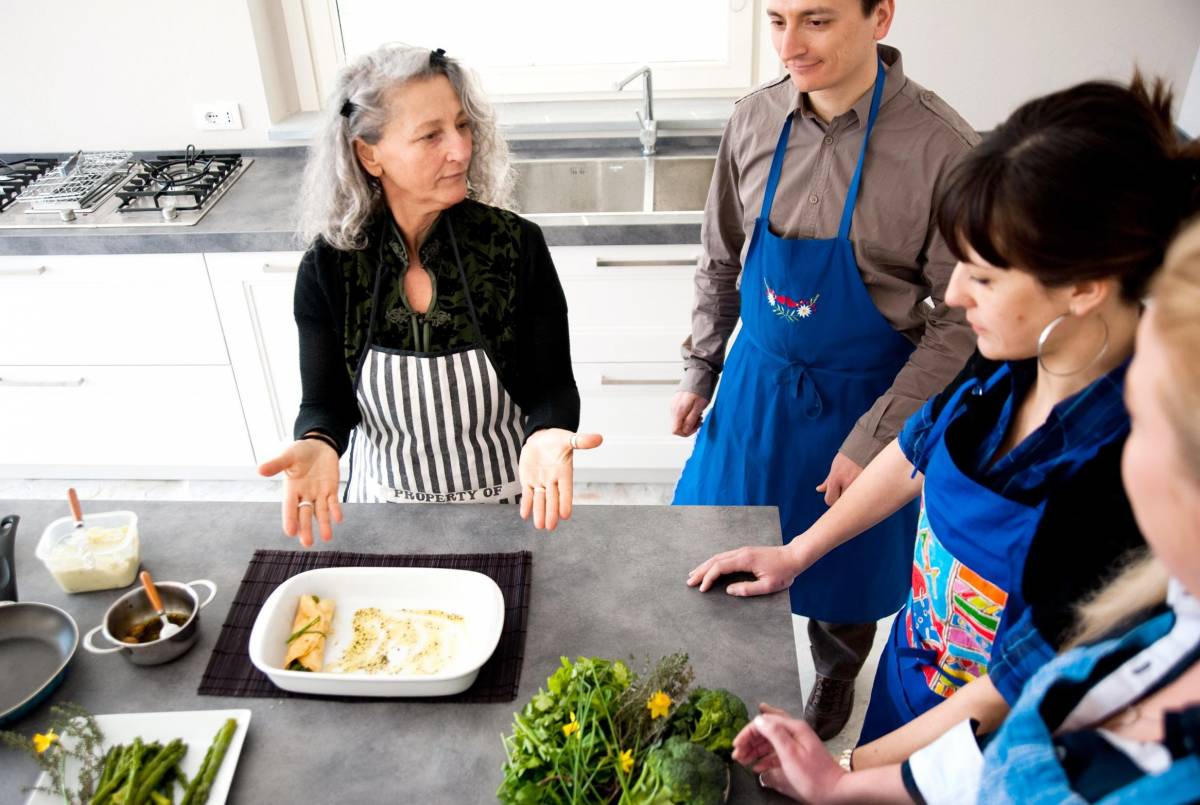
top-left (161, 204), bottom-right (179, 222)
top-left (59, 209), bottom-right (77, 222)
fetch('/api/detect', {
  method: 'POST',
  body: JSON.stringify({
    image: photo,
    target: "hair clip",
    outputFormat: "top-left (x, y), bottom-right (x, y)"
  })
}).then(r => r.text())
top-left (430, 48), bottom-right (447, 68)
top-left (340, 99), bottom-right (355, 119)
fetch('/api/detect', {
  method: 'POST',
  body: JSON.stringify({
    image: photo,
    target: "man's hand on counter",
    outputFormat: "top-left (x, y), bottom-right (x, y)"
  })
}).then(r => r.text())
top-left (258, 439), bottom-right (343, 548)
top-left (519, 428), bottom-right (604, 531)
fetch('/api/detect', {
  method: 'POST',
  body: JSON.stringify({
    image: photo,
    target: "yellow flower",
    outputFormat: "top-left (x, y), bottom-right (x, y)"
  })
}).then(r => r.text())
top-left (562, 711), bottom-right (580, 738)
top-left (647, 690), bottom-right (671, 720)
top-left (619, 748), bottom-right (634, 774)
top-left (33, 730), bottom-right (59, 754)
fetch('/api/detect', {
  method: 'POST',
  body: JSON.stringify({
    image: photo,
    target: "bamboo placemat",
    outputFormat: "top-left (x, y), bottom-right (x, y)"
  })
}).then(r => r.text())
top-left (198, 549), bottom-right (531, 703)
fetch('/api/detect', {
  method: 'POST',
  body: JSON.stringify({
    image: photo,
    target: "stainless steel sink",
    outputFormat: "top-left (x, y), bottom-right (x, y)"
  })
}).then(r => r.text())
top-left (511, 156), bottom-right (715, 222)
top-left (651, 157), bottom-right (716, 212)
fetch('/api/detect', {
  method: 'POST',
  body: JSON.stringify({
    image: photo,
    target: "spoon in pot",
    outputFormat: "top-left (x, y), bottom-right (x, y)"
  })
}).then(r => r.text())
top-left (139, 570), bottom-right (182, 640)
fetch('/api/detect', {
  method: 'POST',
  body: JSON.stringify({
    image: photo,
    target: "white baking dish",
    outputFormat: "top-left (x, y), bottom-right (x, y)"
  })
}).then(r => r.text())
top-left (248, 567), bottom-right (505, 697)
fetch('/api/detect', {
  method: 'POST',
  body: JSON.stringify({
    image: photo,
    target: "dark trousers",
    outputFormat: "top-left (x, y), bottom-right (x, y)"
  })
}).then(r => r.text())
top-left (808, 618), bottom-right (877, 681)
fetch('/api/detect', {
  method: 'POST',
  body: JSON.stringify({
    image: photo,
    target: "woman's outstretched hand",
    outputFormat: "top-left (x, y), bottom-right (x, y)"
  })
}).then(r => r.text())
top-left (258, 439), bottom-right (343, 548)
top-left (519, 428), bottom-right (603, 530)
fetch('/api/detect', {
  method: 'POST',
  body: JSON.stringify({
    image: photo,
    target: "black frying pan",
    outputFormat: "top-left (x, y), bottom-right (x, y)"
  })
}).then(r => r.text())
top-left (0, 514), bottom-right (80, 726)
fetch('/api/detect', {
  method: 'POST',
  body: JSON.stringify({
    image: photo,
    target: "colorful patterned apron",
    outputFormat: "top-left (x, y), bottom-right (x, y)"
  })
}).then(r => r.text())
top-left (673, 60), bottom-right (919, 623)
top-left (343, 216), bottom-right (523, 504)
top-left (858, 364), bottom-right (1043, 743)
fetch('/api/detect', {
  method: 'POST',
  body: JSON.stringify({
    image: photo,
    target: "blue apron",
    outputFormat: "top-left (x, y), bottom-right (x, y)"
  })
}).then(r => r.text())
top-left (673, 60), bottom-right (918, 623)
top-left (858, 364), bottom-right (1043, 744)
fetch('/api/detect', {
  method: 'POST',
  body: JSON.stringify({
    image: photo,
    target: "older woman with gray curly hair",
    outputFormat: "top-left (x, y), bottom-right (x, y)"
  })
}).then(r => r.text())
top-left (259, 44), bottom-right (601, 545)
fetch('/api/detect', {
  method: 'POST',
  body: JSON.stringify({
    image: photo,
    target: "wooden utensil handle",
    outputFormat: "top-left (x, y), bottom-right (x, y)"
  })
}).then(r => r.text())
top-left (140, 570), bottom-right (165, 612)
top-left (67, 487), bottom-right (83, 524)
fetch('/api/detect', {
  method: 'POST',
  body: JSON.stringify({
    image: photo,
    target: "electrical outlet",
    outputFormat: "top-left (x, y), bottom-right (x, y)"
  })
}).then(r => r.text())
top-left (194, 102), bottom-right (244, 131)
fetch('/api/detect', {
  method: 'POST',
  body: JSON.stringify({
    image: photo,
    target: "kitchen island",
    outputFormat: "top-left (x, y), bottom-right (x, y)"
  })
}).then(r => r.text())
top-left (1, 501), bottom-right (797, 804)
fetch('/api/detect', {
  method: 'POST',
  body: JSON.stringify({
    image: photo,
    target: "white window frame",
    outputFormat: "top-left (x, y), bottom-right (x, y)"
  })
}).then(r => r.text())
top-left (282, 0), bottom-right (775, 109)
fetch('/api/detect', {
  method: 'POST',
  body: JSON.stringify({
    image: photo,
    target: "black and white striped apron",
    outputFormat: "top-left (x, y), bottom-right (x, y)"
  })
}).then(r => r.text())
top-left (344, 217), bottom-right (523, 504)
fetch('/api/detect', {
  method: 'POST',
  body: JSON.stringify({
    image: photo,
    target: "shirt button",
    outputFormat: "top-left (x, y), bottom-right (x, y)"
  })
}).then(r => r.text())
top-left (808, 195), bottom-right (819, 204)
top-left (823, 136), bottom-right (834, 145)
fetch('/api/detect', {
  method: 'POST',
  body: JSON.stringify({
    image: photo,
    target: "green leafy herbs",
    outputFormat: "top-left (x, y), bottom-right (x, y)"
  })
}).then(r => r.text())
top-left (497, 654), bottom-right (748, 804)
top-left (287, 659), bottom-right (312, 672)
top-left (285, 616), bottom-right (323, 644)
top-left (0, 702), bottom-right (105, 804)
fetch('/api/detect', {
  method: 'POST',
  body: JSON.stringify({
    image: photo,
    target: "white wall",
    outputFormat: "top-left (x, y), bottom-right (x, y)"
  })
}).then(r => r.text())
top-left (1, 0), bottom-right (278, 152)
top-left (3, 0), bottom-right (1198, 153)
top-left (886, 0), bottom-right (1200, 131)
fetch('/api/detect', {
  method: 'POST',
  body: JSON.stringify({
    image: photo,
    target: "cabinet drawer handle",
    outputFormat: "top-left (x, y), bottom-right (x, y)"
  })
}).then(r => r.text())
top-left (600, 375), bottom-right (679, 386)
top-left (594, 257), bottom-right (699, 269)
top-left (262, 263), bottom-right (299, 274)
top-left (0, 376), bottom-right (86, 387)
top-left (0, 265), bottom-right (47, 277)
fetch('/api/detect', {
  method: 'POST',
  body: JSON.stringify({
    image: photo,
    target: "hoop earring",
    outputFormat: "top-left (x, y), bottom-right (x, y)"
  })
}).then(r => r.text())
top-left (1037, 313), bottom-right (1110, 377)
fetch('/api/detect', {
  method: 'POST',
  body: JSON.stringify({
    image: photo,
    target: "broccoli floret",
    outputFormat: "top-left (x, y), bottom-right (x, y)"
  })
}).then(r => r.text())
top-left (668, 688), bottom-right (750, 758)
top-left (627, 735), bottom-right (726, 805)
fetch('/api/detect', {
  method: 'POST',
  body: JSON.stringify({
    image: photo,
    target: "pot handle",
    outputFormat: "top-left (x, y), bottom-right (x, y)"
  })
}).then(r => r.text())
top-left (83, 624), bottom-right (123, 655)
top-left (185, 579), bottom-right (218, 609)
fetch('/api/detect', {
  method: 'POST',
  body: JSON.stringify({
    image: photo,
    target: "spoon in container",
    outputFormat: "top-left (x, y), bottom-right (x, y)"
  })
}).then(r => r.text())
top-left (66, 487), bottom-right (96, 569)
top-left (140, 570), bottom-right (182, 640)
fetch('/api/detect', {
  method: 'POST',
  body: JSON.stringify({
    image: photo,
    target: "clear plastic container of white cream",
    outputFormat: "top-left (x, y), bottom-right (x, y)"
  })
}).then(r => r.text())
top-left (36, 510), bottom-right (140, 593)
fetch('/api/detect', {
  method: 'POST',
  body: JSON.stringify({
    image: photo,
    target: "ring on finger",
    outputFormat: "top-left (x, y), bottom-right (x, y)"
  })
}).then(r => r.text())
top-left (570, 433), bottom-right (579, 450)
top-left (297, 500), bottom-right (314, 509)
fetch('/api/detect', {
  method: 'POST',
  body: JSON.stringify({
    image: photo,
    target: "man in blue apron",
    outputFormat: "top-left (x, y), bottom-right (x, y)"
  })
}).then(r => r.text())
top-left (671, 0), bottom-right (977, 739)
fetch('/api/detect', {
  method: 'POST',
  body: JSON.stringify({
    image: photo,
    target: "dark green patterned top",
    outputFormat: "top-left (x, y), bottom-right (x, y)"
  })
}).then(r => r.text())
top-left (293, 199), bottom-right (579, 453)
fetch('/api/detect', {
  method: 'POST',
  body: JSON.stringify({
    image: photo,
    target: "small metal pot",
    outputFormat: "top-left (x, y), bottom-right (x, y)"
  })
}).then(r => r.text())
top-left (83, 579), bottom-right (216, 665)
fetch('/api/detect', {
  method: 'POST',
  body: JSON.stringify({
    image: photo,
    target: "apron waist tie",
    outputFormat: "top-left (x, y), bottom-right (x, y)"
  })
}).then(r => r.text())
top-left (778, 364), bottom-right (824, 419)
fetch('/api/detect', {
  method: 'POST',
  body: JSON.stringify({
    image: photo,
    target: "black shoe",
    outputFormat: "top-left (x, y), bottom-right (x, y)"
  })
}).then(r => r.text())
top-left (803, 674), bottom-right (855, 741)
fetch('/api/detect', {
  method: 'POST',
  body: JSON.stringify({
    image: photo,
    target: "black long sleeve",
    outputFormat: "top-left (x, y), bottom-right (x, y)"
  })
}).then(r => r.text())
top-left (292, 201), bottom-right (579, 453)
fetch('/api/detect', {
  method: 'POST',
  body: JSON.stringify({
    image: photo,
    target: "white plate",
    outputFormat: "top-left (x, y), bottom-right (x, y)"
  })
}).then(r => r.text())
top-left (248, 567), bottom-right (505, 697)
top-left (26, 708), bottom-right (251, 805)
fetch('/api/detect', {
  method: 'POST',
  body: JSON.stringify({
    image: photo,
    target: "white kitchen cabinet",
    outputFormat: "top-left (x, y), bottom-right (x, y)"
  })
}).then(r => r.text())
top-left (0, 365), bottom-right (253, 477)
top-left (204, 252), bottom-right (306, 467)
top-left (551, 244), bottom-right (698, 481)
top-left (0, 253), bottom-right (254, 478)
top-left (0, 254), bottom-right (229, 366)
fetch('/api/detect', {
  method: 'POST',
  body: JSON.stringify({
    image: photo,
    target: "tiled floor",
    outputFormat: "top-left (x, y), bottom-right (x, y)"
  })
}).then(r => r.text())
top-left (0, 477), bottom-right (888, 749)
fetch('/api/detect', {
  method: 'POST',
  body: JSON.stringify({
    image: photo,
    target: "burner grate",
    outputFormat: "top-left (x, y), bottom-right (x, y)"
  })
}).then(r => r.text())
top-left (115, 146), bottom-right (243, 214)
top-left (0, 158), bottom-right (59, 212)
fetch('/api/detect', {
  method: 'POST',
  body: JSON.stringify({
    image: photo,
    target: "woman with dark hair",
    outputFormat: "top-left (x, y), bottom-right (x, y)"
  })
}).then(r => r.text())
top-left (728, 213), bottom-right (1200, 805)
top-left (688, 74), bottom-right (1200, 754)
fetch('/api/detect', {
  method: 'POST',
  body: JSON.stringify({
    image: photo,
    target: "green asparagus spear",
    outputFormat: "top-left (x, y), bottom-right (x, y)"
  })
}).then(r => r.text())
top-left (132, 740), bottom-right (186, 805)
top-left (179, 719), bottom-right (237, 805)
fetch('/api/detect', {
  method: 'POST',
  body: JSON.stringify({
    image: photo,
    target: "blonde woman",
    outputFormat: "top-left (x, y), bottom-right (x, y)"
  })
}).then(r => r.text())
top-left (731, 215), bottom-right (1200, 803)
top-left (259, 44), bottom-right (600, 545)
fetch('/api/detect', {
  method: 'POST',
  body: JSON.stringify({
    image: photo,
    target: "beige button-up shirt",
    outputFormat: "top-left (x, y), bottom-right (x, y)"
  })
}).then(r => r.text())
top-left (681, 45), bottom-right (979, 466)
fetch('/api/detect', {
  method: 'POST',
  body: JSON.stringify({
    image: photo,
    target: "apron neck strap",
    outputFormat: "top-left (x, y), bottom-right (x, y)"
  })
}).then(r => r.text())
top-left (759, 112), bottom-right (794, 223)
top-left (837, 57), bottom-right (886, 240)
top-left (444, 215), bottom-right (490, 354)
top-left (758, 56), bottom-right (887, 235)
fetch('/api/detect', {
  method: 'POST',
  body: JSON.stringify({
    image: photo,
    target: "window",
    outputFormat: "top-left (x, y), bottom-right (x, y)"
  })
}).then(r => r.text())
top-left (334, 0), bottom-right (756, 97)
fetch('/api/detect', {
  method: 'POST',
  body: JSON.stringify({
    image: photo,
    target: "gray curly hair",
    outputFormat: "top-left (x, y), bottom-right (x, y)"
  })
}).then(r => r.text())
top-left (297, 43), bottom-right (514, 250)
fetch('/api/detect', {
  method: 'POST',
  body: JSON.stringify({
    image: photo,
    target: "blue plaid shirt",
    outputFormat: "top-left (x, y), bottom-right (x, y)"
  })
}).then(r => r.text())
top-left (899, 357), bottom-right (1131, 505)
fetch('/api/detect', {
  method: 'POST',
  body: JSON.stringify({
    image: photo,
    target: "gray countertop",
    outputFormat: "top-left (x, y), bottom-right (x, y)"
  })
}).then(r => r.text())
top-left (0, 142), bottom-right (711, 256)
top-left (0, 501), bottom-right (796, 804)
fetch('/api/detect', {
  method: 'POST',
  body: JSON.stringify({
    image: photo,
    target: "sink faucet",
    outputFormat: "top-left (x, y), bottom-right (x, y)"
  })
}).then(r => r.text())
top-left (615, 66), bottom-right (657, 156)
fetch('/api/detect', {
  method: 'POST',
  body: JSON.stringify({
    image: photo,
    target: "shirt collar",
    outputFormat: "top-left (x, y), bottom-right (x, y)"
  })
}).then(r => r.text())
top-left (796, 44), bottom-right (905, 126)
